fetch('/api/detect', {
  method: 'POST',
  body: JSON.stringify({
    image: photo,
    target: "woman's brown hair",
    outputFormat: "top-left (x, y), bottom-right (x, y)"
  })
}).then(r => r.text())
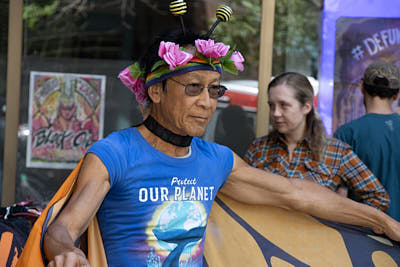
top-left (268, 72), bottom-right (326, 160)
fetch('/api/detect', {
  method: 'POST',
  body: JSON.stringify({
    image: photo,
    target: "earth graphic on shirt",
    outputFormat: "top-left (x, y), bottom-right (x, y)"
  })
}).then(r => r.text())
top-left (147, 201), bottom-right (207, 267)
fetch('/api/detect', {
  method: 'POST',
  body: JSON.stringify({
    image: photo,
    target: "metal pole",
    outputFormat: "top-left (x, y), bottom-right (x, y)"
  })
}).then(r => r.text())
top-left (2, 0), bottom-right (23, 206)
top-left (256, 0), bottom-right (275, 137)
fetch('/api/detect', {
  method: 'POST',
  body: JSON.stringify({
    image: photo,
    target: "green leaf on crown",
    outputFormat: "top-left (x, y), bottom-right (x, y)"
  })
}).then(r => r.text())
top-left (128, 62), bottom-right (144, 78)
top-left (195, 51), bottom-right (208, 61)
top-left (222, 60), bottom-right (238, 75)
top-left (208, 57), bottom-right (216, 70)
top-left (151, 60), bottom-right (166, 72)
top-left (223, 49), bottom-right (234, 61)
top-left (220, 48), bottom-right (234, 66)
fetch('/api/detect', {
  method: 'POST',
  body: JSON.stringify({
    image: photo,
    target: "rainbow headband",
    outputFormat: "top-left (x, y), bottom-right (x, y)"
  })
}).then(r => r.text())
top-left (145, 56), bottom-right (222, 89)
top-left (118, 39), bottom-right (244, 104)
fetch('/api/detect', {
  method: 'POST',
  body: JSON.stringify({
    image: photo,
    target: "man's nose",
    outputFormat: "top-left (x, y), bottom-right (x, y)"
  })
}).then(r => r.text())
top-left (197, 87), bottom-right (213, 108)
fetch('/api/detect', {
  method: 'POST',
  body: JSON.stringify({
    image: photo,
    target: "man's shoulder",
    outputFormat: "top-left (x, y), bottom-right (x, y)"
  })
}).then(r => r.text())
top-left (90, 127), bottom-right (136, 152)
top-left (337, 113), bottom-right (400, 133)
top-left (353, 113), bottom-right (400, 124)
top-left (334, 115), bottom-right (372, 138)
top-left (334, 123), bottom-right (353, 141)
top-left (104, 127), bottom-right (136, 141)
top-left (392, 113), bottom-right (400, 121)
top-left (194, 137), bottom-right (233, 156)
top-left (337, 116), bottom-right (365, 131)
top-left (193, 137), bottom-right (214, 148)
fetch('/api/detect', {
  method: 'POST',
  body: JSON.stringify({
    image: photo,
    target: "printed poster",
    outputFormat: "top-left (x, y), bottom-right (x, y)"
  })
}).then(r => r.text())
top-left (27, 71), bottom-right (106, 169)
top-left (333, 17), bottom-right (400, 133)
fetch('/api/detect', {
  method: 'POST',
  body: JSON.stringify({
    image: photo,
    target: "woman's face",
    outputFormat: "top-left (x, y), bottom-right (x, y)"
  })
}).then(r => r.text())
top-left (268, 84), bottom-right (311, 136)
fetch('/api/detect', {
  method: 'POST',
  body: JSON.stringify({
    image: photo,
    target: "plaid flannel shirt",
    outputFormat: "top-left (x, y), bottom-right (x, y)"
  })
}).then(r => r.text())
top-left (244, 134), bottom-right (389, 211)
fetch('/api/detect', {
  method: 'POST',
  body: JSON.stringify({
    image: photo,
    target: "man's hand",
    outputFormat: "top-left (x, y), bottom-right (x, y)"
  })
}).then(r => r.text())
top-left (377, 215), bottom-right (400, 242)
top-left (47, 247), bottom-right (89, 267)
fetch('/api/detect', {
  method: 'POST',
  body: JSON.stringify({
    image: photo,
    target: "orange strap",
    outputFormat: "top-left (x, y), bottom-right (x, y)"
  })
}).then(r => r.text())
top-left (16, 159), bottom-right (107, 266)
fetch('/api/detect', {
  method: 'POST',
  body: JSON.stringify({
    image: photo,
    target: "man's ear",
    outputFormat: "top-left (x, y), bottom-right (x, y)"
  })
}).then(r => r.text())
top-left (393, 91), bottom-right (399, 101)
top-left (148, 83), bottom-right (163, 103)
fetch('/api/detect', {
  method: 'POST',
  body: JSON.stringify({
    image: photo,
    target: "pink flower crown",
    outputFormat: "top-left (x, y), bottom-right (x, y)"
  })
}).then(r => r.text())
top-left (118, 39), bottom-right (245, 104)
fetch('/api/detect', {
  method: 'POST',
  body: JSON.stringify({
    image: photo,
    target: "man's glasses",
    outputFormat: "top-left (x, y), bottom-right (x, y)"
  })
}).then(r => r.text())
top-left (168, 77), bottom-right (227, 99)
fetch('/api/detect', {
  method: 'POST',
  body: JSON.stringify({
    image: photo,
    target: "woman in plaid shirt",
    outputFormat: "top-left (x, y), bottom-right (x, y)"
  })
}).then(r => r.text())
top-left (244, 72), bottom-right (389, 211)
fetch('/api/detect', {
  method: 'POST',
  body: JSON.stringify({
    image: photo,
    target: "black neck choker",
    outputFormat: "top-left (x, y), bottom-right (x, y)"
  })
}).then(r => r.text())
top-left (143, 116), bottom-right (193, 147)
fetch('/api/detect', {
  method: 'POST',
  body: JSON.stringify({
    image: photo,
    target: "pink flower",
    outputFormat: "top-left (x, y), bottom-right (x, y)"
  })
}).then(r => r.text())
top-left (118, 67), bottom-right (147, 104)
top-left (195, 39), bottom-right (230, 59)
top-left (230, 51), bottom-right (245, 72)
top-left (158, 41), bottom-right (193, 70)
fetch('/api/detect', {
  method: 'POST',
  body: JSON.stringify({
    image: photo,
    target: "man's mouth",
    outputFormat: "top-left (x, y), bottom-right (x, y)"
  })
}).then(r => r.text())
top-left (191, 116), bottom-right (208, 122)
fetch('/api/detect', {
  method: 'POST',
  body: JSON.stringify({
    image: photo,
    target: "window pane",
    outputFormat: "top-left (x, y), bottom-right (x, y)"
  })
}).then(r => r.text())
top-left (203, 0), bottom-right (322, 157)
top-left (273, 0), bottom-right (322, 77)
top-left (202, 1), bottom-right (260, 158)
top-left (17, 0), bottom-right (227, 205)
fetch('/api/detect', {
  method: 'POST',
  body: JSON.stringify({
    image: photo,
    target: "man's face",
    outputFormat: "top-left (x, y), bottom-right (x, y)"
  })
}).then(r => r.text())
top-left (156, 70), bottom-right (220, 137)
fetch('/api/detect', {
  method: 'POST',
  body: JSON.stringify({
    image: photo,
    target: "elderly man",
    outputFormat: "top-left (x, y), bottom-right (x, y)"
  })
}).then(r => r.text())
top-left (35, 30), bottom-right (400, 266)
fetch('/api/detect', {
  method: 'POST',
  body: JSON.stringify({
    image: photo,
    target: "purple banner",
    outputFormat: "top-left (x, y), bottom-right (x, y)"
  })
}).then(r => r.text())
top-left (319, 0), bottom-right (400, 135)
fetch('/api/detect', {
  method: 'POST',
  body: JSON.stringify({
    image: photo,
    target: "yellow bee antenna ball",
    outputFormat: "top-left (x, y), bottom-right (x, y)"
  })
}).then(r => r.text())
top-left (216, 5), bottom-right (233, 22)
top-left (169, 0), bottom-right (187, 16)
top-left (206, 5), bottom-right (233, 38)
top-left (169, 0), bottom-right (187, 34)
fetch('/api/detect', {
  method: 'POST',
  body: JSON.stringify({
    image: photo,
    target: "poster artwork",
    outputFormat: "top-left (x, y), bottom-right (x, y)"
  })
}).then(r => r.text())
top-left (27, 71), bottom-right (106, 169)
top-left (333, 17), bottom-right (400, 133)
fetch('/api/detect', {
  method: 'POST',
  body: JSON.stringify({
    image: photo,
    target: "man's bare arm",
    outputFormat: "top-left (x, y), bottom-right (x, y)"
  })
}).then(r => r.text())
top-left (44, 153), bottom-right (111, 265)
top-left (221, 153), bottom-right (400, 241)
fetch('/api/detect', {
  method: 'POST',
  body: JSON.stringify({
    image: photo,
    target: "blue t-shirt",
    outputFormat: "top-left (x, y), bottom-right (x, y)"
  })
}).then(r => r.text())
top-left (87, 127), bottom-right (233, 267)
top-left (334, 113), bottom-right (400, 221)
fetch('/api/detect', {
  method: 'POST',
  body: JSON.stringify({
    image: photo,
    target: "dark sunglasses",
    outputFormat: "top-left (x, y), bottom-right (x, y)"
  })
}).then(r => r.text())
top-left (169, 77), bottom-right (227, 99)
